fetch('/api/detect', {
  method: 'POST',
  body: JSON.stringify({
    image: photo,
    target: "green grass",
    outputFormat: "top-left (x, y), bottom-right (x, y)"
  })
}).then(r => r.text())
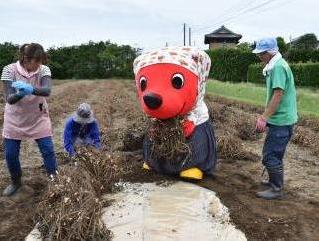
top-left (206, 79), bottom-right (319, 118)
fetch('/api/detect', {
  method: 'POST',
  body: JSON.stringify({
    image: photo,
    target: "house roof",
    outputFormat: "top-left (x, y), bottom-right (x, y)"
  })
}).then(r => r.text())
top-left (204, 25), bottom-right (242, 44)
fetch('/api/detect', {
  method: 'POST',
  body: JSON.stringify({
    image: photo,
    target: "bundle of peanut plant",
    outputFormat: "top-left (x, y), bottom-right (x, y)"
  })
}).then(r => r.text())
top-left (292, 126), bottom-right (313, 147)
top-left (75, 147), bottom-right (119, 196)
top-left (234, 114), bottom-right (262, 141)
top-left (217, 132), bottom-right (258, 161)
top-left (122, 115), bottom-right (149, 151)
top-left (292, 126), bottom-right (319, 156)
top-left (147, 118), bottom-right (191, 165)
top-left (207, 101), bottom-right (261, 141)
top-left (35, 166), bottom-right (111, 241)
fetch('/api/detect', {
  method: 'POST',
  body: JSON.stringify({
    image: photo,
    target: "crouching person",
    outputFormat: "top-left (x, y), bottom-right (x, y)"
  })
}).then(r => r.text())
top-left (1, 43), bottom-right (57, 197)
top-left (63, 103), bottom-right (101, 157)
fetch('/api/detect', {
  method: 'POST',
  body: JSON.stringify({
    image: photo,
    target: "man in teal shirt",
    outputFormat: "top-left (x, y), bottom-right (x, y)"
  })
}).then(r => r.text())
top-left (253, 37), bottom-right (298, 200)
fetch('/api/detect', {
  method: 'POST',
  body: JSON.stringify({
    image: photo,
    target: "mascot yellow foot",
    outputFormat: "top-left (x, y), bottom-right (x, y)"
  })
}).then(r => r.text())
top-left (142, 162), bottom-right (151, 170)
top-left (180, 168), bottom-right (203, 180)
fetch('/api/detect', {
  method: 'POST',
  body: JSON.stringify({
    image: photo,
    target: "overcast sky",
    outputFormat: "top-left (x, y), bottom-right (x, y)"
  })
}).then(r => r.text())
top-left (0, 0), bottom-right (318, 51)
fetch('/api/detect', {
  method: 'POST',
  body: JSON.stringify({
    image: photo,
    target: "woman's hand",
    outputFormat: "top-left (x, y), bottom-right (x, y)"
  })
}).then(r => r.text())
top-left (12, 81), bottom-right (34, 95)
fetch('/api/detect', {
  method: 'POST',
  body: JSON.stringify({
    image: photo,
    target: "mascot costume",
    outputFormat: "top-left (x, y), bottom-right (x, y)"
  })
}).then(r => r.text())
top-left (133, 47), bottom-right (217, 180)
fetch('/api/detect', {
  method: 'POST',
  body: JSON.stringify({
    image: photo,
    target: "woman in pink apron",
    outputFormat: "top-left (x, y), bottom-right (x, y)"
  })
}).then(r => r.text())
top-left (1, 43), bottom-right (57, 196)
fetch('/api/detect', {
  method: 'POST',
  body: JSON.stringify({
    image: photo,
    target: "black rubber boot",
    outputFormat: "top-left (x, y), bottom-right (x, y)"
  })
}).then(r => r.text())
top-left (257, 167), bottom-right (284, 200)
top-left (260, 168), bottom-right (271, 187)
top-left (261, 179), bottom-right (272, 187)
top-left (256, 186), bottom-right (283, 200)
top-left (2, 176), bottom-right (22, 197)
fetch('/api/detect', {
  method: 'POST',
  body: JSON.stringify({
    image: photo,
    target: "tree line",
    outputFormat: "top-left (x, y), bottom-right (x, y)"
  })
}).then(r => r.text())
top-left (0, 41), bottom-right (139, 79)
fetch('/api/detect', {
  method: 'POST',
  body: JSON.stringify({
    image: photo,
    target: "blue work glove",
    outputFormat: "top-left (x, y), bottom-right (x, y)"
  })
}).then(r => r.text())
top-left (16, 89), bottom-right (29, 98)
top-left (67, 147), bottom-right (77, 157)
top-left (93, 142), bottom-right (102, 149)
top-left (12, 81), bottom-right (34, 95)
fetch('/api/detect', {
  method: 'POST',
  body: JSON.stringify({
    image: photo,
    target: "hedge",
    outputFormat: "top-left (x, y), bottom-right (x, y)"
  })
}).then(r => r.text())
top-left (206, 48), bottom-right (258, 82)
top-left (47, 42), bottom-right (138, 79)
top-left (286, 49), bottom-right (319, 63)
top-left (0, 41), bottom-right (138, 80)
top-left (206, 48), bottom-right (319, 85)
top-left (247, 62), bottom-right (319, 87)
top-left (0, 42), bottom-right (19, 73)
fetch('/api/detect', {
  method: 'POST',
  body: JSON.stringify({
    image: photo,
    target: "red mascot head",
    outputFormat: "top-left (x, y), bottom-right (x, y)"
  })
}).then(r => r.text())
top-left (133, 47), bottom-right (211, 120)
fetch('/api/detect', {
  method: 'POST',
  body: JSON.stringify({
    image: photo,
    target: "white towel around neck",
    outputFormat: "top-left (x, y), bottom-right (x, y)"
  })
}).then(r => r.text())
top-left (262, 52), bottom-right (282, 77)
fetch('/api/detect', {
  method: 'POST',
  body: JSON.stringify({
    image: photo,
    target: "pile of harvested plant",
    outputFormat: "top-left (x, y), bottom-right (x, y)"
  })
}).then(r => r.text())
top-left (217, 132), bottom-right (259, 161)
top-left (35, 147), bottom-right (121, 241)
top-left (292, 126), bottom-right (319, 156)
top-left (147, 118), bottom-right (191, 166)
top-left (35, 166), bottom-right (111, 241)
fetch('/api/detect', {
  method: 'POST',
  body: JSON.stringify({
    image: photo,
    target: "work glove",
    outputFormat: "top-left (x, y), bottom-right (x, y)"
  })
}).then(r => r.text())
top-left (68, 149), bottom-right (77, 158)
top-left (182, 120), bottom-right (195, 138)
top-left (68, 150), bottom-right (79, 166)
top-left (12, 81), bottom-right (34, 95)
top-left (256, 116), bottom-right (267, 133)
top-left (15, 89), bottom-right (29, 98)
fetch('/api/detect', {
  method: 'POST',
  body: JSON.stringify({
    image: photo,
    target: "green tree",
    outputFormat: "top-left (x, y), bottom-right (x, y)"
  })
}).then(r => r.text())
top-left (0, 42), bottom-right (19, 72)
top-left (47, 41), bottom-right (138, 79)
top-left (206, 48), bottom-right (258, 82)
top-left (292, 33), bottom-right (318, 50)
top-left (237, 42), bottom-right (253, 51)
top-left (276, 37), bottom-right (288, 54)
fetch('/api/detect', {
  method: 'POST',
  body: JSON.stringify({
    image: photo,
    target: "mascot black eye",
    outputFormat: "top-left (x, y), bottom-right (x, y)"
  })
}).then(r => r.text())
top-left (139, 76), bottom-right (147, 91)
top-left (171, 73), bottom-right (184, 89)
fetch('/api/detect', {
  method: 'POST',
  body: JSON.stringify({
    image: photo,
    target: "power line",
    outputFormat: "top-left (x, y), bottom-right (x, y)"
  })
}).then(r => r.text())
top-left (194, 0), bottom-right (277, 33)
top-left (193, 0), bottom-right (278, 33)
top-left (248, 0), bottom-right (296, 13)
top-left (191, 0), bottom-right (296, 48)
top-left (207, 0), bottom-right (296, 32)
top-left (190, 0), bottom-right (256, 30)
top-left (194, 0), bottom-right (258, 30)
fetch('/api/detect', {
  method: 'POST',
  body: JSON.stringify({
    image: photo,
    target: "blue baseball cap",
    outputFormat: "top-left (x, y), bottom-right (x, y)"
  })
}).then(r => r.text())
top-left (252, 37), bottom-right (278, 54)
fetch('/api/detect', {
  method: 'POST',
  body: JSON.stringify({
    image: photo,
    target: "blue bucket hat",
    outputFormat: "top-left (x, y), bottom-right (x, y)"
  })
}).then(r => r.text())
top-left (252, 37), bottom-right (278, 54)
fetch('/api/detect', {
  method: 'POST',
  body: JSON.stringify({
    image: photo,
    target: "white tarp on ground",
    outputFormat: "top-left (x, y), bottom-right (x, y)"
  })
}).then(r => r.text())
top-left (102, 181), bottom-right (247, 241)
top-left (26, 181), bottom-right (247, 241)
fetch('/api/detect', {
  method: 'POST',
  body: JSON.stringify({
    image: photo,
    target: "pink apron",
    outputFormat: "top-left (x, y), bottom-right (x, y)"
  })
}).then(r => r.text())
top-left (2, 62), bottom-right (53, 140)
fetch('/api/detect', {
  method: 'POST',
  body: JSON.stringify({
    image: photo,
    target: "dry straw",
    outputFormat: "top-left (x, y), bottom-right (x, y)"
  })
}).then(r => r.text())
top-left (147, 118), bottom-right (191, 165)
top-left (35, 166), bottom-right (111, 241)
top-left (217, 132), bottom-right (259, 161)
top-left (35, 147), bottom-right (120, 241)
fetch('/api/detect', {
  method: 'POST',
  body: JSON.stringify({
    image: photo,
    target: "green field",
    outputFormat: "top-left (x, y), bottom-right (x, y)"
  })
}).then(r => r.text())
top-left (206, 80), bottom-right (319, 117)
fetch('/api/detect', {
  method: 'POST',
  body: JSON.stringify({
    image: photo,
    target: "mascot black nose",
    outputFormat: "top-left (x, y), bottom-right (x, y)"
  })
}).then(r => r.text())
top-left (143, 93), bottom-right (163, 109)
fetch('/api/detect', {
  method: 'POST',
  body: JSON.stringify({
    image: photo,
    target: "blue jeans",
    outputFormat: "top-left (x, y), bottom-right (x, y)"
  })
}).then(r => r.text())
top-left (262, 124), bottom-right (293, 189)
top-left (4, 137), bottom-right (57, 179)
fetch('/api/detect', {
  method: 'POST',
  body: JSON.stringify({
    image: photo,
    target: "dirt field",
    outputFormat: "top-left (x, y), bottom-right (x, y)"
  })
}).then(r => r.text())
top-left (0, 79), bottom-right (318, 241)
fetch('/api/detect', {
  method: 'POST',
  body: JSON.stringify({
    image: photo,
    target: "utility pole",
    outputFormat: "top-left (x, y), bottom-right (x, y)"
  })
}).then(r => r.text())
top-left (189, 27), bottom-right (191, 46)
top-left (183, 23), bottom-right (186, 46)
